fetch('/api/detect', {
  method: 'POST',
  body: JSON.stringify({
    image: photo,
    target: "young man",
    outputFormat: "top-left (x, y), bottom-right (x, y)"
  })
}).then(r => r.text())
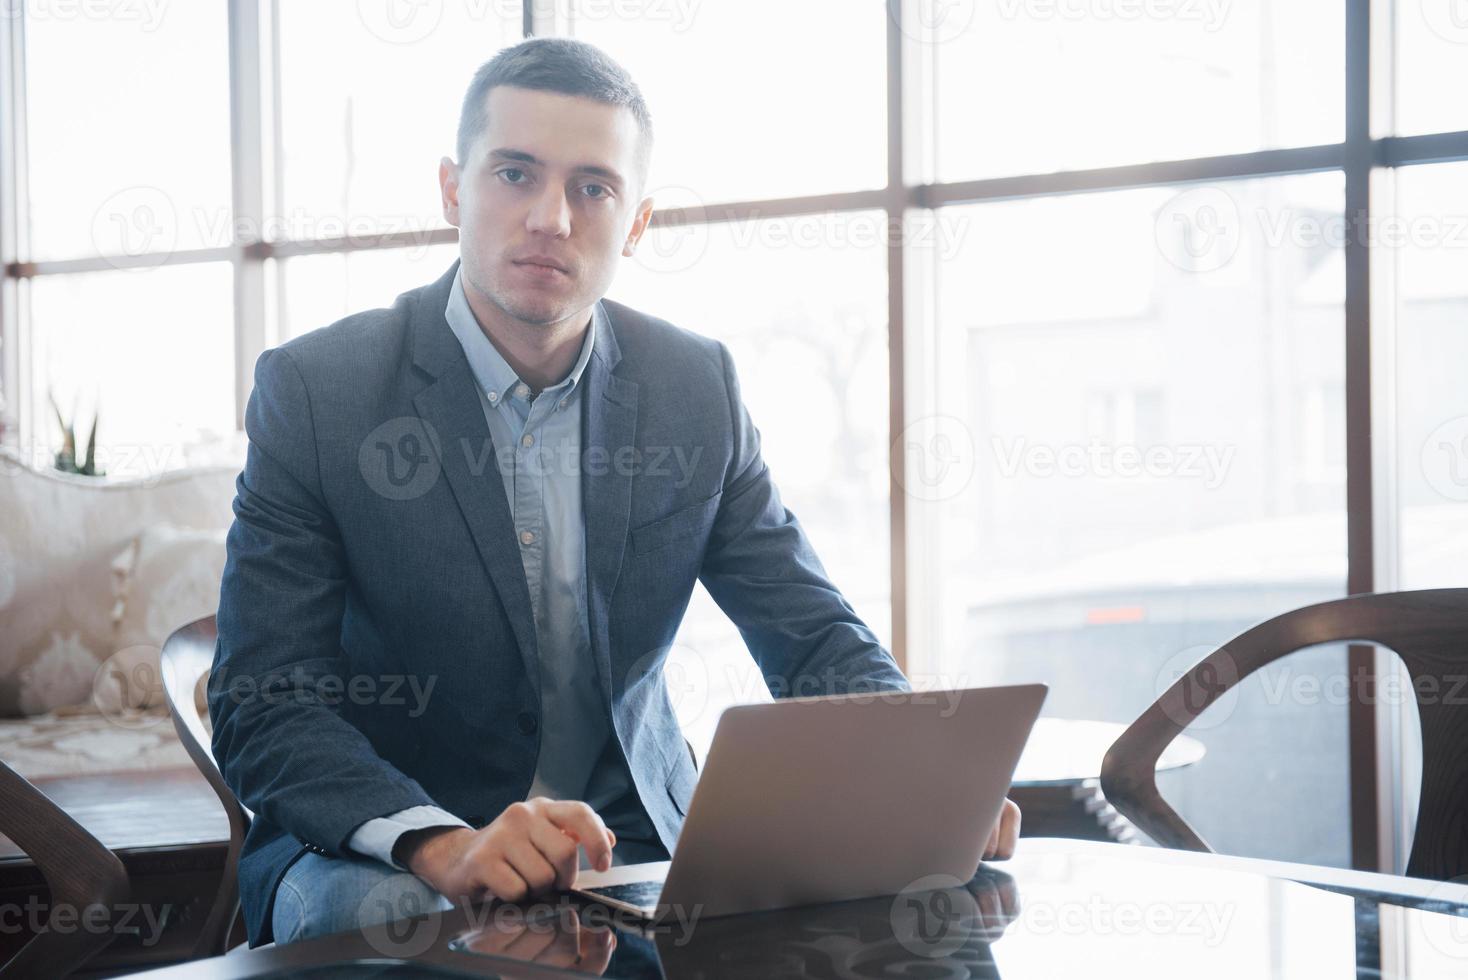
top-left (211, 36), bottom-right (1020, 947)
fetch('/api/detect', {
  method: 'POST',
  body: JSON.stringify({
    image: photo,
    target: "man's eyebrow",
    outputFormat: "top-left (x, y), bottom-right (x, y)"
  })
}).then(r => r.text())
top-left (486, 148), bottom-right (625, 186)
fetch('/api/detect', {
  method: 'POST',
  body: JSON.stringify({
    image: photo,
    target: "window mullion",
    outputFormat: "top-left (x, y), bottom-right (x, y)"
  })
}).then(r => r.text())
top-left (228, 0), bottom-right (270, 432)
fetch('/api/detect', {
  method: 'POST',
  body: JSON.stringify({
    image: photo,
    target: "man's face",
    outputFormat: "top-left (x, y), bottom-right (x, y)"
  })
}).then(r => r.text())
top-left (440, 85), bottom-right (653, 328)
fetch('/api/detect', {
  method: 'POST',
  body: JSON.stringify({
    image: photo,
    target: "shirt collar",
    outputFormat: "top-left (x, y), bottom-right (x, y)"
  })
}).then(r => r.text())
top-left (444, 266), bottom-right (598, 401)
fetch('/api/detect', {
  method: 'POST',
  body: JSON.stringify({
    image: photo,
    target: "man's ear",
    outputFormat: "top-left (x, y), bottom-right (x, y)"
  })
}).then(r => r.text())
top-left (439, 156), bottom-right (461, 227)
top-left (623, 194), bottom-right (655, 257)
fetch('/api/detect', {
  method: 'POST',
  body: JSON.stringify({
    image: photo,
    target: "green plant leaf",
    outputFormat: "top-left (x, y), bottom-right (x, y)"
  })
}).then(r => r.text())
top-left (83, 412), bottom-right (99, 476)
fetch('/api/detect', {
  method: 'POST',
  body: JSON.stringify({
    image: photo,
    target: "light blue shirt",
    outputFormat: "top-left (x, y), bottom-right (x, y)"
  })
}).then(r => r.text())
top-left (348, 270), bottom-right (639, 869)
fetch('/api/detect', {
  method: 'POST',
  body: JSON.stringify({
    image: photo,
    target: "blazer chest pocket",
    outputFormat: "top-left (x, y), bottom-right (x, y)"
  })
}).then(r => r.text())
top-left (630, 490), bottom-right (722, 557)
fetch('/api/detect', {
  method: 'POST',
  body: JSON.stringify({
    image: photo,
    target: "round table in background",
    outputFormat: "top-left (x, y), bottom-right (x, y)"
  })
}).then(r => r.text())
top-left (1010, 718), bottom-right (1206, 843)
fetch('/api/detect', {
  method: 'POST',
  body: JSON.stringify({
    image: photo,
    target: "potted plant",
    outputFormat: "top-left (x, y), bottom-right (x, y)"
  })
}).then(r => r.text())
top-left (50, 392), bottom-right (105, 477)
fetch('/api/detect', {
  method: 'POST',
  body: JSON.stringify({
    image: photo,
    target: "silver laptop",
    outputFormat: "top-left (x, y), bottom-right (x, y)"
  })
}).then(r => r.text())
top-left (573, 683), bottom-right (1047, 920)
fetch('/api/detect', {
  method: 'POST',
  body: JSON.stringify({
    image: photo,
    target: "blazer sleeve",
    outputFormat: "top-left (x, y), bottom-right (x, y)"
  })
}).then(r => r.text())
top-left (209, 347), bottom-right (440, 855)
top-left (697, 341), bottom-right (911, 698)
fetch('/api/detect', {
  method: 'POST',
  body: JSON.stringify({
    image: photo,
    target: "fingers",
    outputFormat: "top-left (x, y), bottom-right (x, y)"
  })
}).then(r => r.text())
top-left (992, 799), bottom-right (1021, 860)
top-left (468, 800), bottom-right (619, 905)
top-left (502, 836), bottom-right (560, 897)
top-left (481, 858), bottom-right (534, 905)
top-left (528, 816), bottom-right (583, 891)
top-left (982, 799), bottom-right (1022, 861)
top-left (537, 799), bottom-right (615, 872)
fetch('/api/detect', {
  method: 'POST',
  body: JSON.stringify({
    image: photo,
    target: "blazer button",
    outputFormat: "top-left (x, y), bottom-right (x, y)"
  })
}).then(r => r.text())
top-left (516, 712), bottom-right (538, 735)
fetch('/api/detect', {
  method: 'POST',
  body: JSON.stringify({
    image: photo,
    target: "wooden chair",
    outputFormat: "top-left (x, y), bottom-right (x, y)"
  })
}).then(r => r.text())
top-left (1101, 589), bottom-right (1468, 881)
top-left (0, 760), bottom-right (132, 977)
top-left (161, 615), bottom-right (251, 957)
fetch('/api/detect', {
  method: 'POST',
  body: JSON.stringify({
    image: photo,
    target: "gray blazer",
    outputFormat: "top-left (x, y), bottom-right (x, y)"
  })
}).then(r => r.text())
top-left (210, 259), bottom-right (908, 945)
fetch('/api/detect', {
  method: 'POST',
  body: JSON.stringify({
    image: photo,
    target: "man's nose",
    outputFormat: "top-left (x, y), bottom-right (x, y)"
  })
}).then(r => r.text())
top-left (526, 184), bottom-right (572, 237)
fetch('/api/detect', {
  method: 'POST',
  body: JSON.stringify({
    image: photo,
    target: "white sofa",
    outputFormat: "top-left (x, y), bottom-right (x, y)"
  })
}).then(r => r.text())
top-left (0, 444), bottom-right (241, 777)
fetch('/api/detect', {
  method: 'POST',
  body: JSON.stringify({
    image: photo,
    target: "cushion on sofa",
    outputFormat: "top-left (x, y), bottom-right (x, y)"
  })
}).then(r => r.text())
top-left (97, 523), bottom-right (229, 717)
top-left (0, 447), bottom-right (237, 717)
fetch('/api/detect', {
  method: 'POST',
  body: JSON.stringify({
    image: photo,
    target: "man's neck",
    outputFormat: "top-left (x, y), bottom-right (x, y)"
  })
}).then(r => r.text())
top-left (461, 277), bottom-right (591, 393)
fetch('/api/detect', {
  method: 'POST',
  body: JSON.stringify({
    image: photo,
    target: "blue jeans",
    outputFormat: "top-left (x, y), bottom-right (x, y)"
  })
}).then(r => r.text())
top-left (270, 836), bottom-right (670, 945)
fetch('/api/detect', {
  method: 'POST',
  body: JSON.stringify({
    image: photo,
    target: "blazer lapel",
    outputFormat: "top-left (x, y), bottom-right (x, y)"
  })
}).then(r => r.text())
top-left (409, 262), bottom-right (542, 696)
top-left (581, 302), bottom-right (639, 704)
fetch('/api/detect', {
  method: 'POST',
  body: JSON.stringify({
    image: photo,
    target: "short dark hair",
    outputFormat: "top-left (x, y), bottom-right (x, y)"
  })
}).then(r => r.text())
top-left (455, 37), bottom-right (653, 189)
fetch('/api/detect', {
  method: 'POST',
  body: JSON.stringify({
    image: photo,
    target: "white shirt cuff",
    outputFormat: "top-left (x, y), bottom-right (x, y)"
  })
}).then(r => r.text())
top-left (347, 805), bottom-right (472, 870)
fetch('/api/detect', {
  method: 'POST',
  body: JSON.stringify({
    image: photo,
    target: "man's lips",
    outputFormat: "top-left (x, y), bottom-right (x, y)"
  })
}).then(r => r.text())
top-left (512, 256), bottom-right (570, 275)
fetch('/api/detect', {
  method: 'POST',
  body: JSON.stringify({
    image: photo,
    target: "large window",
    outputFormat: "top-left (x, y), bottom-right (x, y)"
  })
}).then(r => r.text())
top-left (563, 0), bottom-right (888, 204)
top-left (934, 2), bottom-right (1344, 180)
top-left (276, 4), bottom-right (519, 232)
top-left (26, 264), bottom-right (237, 476)
top-left (1393, 162), bottom-right (1468, 590)
top-left (3, 0), bottom-right (1466, 884)
top-left (1395, 1), bottom-right (1468, 136)
top-left (919, 174), bottom-right (1351, 865)
top-left (24, 5), bottom-right (232, 261)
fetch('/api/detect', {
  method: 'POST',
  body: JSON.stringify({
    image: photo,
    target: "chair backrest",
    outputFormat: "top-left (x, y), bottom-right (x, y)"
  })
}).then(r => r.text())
top-left (0, 760), bottom-right (131, 977)
top-left (161, 615), bottom-right (251, 956)
top-left (1100, 589), bottom-right (1468, 881)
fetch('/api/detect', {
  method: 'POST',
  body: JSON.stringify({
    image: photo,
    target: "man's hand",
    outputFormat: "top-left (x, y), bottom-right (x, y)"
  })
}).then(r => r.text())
top-left (401, 798), bottom-right (617, 904)
top-left (981, 798), bottom-right (1021, 861)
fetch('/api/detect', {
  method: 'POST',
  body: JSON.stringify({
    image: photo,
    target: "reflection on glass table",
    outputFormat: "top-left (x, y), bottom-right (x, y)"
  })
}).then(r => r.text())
top-left (121, 839), bottom-right (1468, 978)
top-left (443, 840), bottom-right (1468, 980)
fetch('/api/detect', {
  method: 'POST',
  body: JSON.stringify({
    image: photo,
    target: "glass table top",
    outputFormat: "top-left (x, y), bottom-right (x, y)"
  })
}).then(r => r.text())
top-left (437, 839), bottom-right (1468, 979)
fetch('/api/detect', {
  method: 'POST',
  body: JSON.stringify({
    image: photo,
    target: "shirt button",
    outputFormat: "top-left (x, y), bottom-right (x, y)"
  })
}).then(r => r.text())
top-left (519, 530), bottom-right (535, 546)
top-left (558, 400), bottom-right (568, 411)
top-left (515, 383), bottom-right (529, 399)
top-left (521, 433), bottom-right (534, 448)
top-left (516, 712), bottom-right (538, 735)
top-left (487, 390), bottom-right (499, 403)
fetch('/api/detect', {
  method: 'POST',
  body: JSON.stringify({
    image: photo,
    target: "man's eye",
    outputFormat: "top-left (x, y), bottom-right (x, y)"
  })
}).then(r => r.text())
top-left (582, 184), bottom-right (610, 199)
top-left (500, 168), bottom-right (526, 183)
